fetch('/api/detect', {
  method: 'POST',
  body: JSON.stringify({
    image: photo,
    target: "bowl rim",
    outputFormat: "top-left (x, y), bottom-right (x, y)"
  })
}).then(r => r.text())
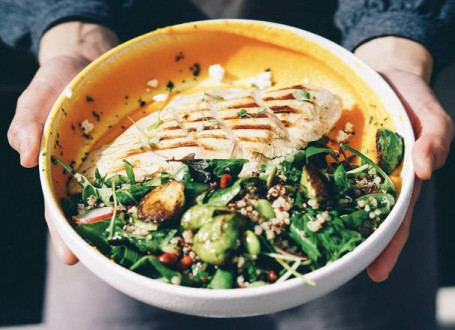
top-left (39, 18), bottom-right (415, 299)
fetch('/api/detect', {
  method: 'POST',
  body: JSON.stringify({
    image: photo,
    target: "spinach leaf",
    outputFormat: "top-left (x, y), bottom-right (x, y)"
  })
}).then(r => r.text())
top-left (115, 184), bottom-right (151, 205)
top-left (376, 128), bottom-right (404, 174)
top-left (74, 220), bottom-right (111, 255)
top-left (61, 196), bottom-right (79, 217)
top-left (289, 213), bottom-right (321, 261)
top-left (304, 145), bottom-right (336, 162)
top-left (130, 256), bottom-right (190, 285)
top-left (341, 143), bottom-right (395, 194)
top-left (82, 185), bottom-right (97, 204)
top-left (128, 229), bottom-right (177, 253)
top-left (333, 164), bottom-right (350, 197)
top-left (123, 159), bottom-right (136, 184)
top-left (112, 246), bottom-right (142, 268)
top-left (207, 178), bottom-right (258, 206)
top-left (209, 159), bottom-right (248, 178)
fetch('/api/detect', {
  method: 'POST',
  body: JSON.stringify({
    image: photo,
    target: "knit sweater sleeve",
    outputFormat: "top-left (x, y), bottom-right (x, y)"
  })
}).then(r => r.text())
top-left (0, 0), bottom-right (119, 56)
top-left (335, 0), bottom-right (455, 68)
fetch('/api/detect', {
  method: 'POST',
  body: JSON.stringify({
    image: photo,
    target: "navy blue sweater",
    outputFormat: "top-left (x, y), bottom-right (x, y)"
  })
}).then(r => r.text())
top-left (0, 0), bottom-right (453, 68)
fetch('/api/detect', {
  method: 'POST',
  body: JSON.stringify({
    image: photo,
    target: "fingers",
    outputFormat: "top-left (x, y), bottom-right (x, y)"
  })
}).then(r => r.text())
top-left (412, 109), bottom-right (454, 180)
top-left (380, 69), bottom-right (454, 180)
top-left (367, 180), bottom-right (422, 281)
top-left (7, 56), bottom-right (88, 167)
top-left (45, 207), bottom-right (79, 265)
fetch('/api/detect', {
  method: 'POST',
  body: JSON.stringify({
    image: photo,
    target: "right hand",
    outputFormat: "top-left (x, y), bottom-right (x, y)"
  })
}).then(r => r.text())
top-left (7, 22), bottom-right (119, 264)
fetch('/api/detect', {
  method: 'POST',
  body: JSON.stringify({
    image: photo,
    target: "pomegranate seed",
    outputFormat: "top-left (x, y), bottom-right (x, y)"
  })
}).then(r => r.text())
top-left (158, 253), bottom-right (178, 266)
top-left (268, 269), bottom-right (278, 282)
top-left (220, 173), bottom-right (233, 189)
top-left (179, 255), bottom-right (193, 269)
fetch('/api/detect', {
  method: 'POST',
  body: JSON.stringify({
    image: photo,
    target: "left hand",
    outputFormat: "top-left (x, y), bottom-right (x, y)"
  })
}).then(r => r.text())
top-left (354, 37), bottom-right (454, 282)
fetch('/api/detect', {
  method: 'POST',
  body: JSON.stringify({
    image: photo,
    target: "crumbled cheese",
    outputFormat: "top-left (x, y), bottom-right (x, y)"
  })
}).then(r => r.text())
top-left (87, 195), bottom-right (97, 207)
top-left (65, 86), bottom-right (72, 98)
top-left (81, 119), bottom-right (94, 134)
top-left (373, 176), bottom-right (382, 185)
top-left (335, 129), bottom-right (350, 143)
top-left (147, 79), bottom-right (159, 88)
top-left (302, 77), bottom-right (310, 85)
top-left (208, 64), bottom-right (225, 82)
top-left (153, 93), bottom-right (169, 102)
top-left (344, 122), bottom-right (354, 133)
top-left (246, 71), bottom-right (272, 89)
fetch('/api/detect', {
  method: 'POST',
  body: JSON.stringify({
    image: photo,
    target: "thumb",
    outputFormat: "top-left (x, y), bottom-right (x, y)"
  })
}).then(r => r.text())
top-left (7, 56), bottom-right (89, 167)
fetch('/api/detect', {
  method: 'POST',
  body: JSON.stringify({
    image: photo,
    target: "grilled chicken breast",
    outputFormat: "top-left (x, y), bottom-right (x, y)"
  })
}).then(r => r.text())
top-left (69, 85), bottom-right (341, 194)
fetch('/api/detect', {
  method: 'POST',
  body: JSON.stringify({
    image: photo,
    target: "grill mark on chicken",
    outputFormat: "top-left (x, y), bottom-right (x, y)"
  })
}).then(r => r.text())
top-left (252, 90), bottom-right (290, 140)
top-left (227, 102), bottom-right (258, 109)
top-left (263, 93), bottom-right (294, 101)
top-left (232, 124), bottom-right (272, 130)
top-left (159, 134), bottom-right (188, 140)
top-left (125, 148), bottom-right (147, 157)
top-left (277, 85), bottom-right (305, 91)
top-left (269, 105), bottom-right (299, 114)
top-left (239, 136), bottom-right (270, 143)
top-left (188, 116), bottom-right (217, 123)
top-left (222, 114), bottom-right (268, 120)
top-left (158, 141), bottom-right (199, 150)
top-left (207, 99), bottom-right (245, 158)
top-left (169, 106), bottom-right (209, 153)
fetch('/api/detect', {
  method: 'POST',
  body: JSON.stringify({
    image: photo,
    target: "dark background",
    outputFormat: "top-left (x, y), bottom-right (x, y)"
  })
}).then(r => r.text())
top-left (0, 1), bottom-right (454, 325)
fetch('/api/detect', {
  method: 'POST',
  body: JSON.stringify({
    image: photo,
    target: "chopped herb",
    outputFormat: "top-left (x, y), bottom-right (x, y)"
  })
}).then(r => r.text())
top-left (166, 81), bottom-right (175, 92)
top-left (237, 109), bottom-right (249, 118)
top-left (190, 63), bottom-right (201, 77)
top-left (121, 126), bottom-right (126, 130)
top-left (61, 108), bottom-right (67, 116)
top-left (86, 96), bottom-right (95, 103)
top-left (368, 116), bottom-right (373, 124)
top-left (265, 68), bottom-right (271, 72)
top-left (175, 51), bottom-right (185, 62)
top-left (82, 133), bottom-right (93, 140)
top-left (292, 90), bottom-right (311, 101)
top-left (138, 98), bottom-right (146, 107)
top-left (92, 111), bottom-right (101, 121)
top-left (71, 124), bottom-right (76, 131)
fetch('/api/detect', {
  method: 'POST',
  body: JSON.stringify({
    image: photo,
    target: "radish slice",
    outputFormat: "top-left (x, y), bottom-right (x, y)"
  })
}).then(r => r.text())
top-left (274, 244), bottom-right (309, 261)
top-left (73, 207), bottom-right (113, 225)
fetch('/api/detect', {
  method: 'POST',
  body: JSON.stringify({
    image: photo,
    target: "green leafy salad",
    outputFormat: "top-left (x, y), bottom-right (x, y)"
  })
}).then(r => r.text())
top-left (52, 128), bottom-right (404, 289)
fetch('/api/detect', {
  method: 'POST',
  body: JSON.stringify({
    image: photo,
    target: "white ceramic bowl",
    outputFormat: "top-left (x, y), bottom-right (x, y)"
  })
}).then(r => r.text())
top-left (39, 19), bottom-right (415, 317)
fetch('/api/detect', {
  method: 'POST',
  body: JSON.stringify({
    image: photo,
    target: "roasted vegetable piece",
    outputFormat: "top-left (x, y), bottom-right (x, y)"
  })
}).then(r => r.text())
top-left (208, 268), bottom-right (234, 289)
top-left (376, 128), bottom-right (404, 174)
top-left (193, 213), bottom-right (245, 265)
top-left (137, 181), bottom-right (185, 223)
top-left (300, 164), bottom-right (329, 201)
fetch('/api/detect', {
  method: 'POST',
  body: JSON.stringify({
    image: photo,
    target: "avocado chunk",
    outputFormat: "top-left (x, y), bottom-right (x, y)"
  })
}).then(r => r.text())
top-left (193, 213), bottom-right (245, 265)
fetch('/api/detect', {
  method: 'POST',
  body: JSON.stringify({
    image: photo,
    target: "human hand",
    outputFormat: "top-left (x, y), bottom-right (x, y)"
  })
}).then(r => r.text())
top-left (354, 37), bottom-right (454, 281)
top-left (8, 22), bottom-right (119, 264)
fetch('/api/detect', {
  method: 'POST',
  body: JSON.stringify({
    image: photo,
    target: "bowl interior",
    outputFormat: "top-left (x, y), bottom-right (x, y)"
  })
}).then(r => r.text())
top-left (39, 19), bottom-right (414, 314)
